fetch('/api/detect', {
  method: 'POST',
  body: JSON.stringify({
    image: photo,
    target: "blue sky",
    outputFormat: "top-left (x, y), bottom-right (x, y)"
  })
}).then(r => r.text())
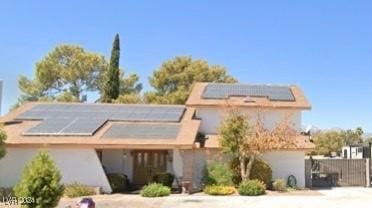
top-left (0, 0), bottom-right (372, 131)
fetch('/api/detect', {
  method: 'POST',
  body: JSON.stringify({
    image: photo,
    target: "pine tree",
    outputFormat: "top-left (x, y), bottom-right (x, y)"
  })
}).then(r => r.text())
top-left (14, 150), bottom-right (64, 208)
top-left (102, 34), bottom-right (121, 102)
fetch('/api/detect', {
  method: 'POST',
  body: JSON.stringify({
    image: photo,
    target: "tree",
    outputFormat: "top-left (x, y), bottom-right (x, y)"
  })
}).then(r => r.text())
top-left (312, 131), bottom-right (345, 156)
top-left (144, 56), bottom-right (237, 104)
top-left (0, 127), bottom-right (6, 159)
top-left (102, 34), bottom-right (121, 102)
top-left (219, 109), bottom-right (297, 181)
top-left (313, 127), bottom-right (365, 156)
top-left (17, 45), bottom-right (107, 104)
top-left (14, 150), bottom-right (64, 208)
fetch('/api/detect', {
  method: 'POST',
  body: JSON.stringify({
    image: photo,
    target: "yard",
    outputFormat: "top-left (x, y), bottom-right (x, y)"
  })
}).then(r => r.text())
top-left (58, 187), bottom-right (372, 208)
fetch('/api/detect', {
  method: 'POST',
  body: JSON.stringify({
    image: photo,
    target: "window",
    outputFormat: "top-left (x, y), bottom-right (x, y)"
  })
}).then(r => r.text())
top-left (358, 147), bottom-right (363, 153)
top-left (343, 149), bottom-right (347, 158)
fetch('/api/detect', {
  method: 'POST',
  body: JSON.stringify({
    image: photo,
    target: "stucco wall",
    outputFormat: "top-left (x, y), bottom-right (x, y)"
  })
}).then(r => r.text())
top-left (261, 151), bottom-right (305, 187)
top-left (0, 147), bottom-right (112, 193)
top-left (189, 149), bottom-right (306, 188)
top-left (102, 149), bottom-right (133, 180)
top-left (195, 107), bottom-right (302, 134)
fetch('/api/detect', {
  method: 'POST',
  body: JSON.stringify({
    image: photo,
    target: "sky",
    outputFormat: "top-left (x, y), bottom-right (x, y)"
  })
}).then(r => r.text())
top-left (0, 0), bottom-right (372, 131)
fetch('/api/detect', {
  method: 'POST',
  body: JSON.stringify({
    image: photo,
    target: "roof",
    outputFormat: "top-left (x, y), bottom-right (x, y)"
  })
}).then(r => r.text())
top-left (186, 83), bottom-right (311, 109)
top-left (1, 102), bottom-right (200, 149)
top-left (203, 134), bottom-right (315, 150)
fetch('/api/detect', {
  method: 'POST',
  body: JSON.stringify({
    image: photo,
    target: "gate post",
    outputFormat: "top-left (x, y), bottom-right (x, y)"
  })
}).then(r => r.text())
top-left (366, 159), bottom-right (370, 187)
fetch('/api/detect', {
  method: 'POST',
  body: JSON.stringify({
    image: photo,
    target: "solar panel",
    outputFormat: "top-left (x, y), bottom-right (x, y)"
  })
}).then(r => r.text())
top-left (16, 104), bottom-right (185, 121)
top-left (60, 118), bottom-right (106, 135)
top-left (202, 83), bottom-right (295, 101)
top-left (24, 118), bottom-right (74, 135)
top-left (16, 104), bottom-right (185, 136)
top-left (103, 123), bottom-right (180, 139)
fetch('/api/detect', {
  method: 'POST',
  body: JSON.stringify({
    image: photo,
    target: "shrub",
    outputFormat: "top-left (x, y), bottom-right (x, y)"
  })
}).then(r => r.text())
top-left (203, 185), bottom-right (235, 195)
top-left (152, 172), bottom-right (174, 187)
top-left (272, 179), bottom-right (287, 192)
top-left (107, 173), bottom-right (128, 193)
top-left (229, 158), bottom-right (272, 187)
top-left (140, 183), bottom-right (171, 197)
top-left (64, 183), bottom-right (95, 198)
top-left (203, 161), bottom-right (233, 186)
top-left (14, 150), bottom-right (64, 208)
top-left (250, 159), bottom-right (272, 187)
top-left (238, 180), bottom-right (266, 196)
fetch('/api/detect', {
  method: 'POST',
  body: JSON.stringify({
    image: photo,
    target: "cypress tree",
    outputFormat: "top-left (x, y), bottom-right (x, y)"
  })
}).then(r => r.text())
top-left (102, 34), bottom-right (121, 102)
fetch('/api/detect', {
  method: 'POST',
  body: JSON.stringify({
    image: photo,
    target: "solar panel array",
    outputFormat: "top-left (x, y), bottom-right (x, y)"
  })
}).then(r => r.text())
top-left (202, 83), bottom-right (295, 101)
top-left (103, 123), bottom-right (181, 139)
top-left (17, 104), bottom-right (185, 136)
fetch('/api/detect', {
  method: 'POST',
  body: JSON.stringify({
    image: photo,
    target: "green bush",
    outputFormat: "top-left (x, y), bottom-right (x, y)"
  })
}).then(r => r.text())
top-left (229, 158), bottom-right (272, 187)
top-left (229, 157), bottom-right (242, 186)
top-left (14, 150), bottom-right (64, 208)
top-left (64, 183), bottom-right (95, 198)
top-left (107, 173), bottom-right (128, 193)
top-left (203, 185), bottom-right (235, 195)
top-left (250, 159), bottom-right (272, 188)
top-left (140, 183), bottom-right (171, 197)
top-left (272, 179), bottom-right (287, 192)
top-left (203, 161), bottom-right (233, 186)
top-left (152, 172), bottom-right (174, 187)
top-left (238, 180), bottom-right (266, 196)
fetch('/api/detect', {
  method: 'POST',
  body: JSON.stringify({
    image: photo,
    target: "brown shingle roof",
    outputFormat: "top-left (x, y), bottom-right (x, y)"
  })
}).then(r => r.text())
top-left (204, 134), bottom-right (314, 150)
top-left (1, 102), bottom-right (200, 149)
top-left (186, 83), bottom-right (311, 109)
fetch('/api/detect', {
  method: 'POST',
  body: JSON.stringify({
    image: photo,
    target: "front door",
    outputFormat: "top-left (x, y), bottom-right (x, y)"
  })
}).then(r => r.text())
top-left (133, 150), bottom-right (167, 186)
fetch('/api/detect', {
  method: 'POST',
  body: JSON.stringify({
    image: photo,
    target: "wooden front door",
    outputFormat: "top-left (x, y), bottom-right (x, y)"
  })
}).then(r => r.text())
top-left (133, 150), bottom-right (167, 186)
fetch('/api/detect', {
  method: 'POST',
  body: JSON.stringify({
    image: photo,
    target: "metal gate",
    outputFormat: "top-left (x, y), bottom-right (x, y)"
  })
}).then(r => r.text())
top-left (305, 158), bottom-right (369, 187)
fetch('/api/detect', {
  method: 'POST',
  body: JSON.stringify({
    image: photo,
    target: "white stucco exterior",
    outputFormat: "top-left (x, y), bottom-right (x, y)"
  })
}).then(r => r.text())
top-left (195, 107), bottom-right (302, 134)
top-left (194, 106), bottom-right (307, 188)
top-left (0, 147), bottom-right (112, 193)
top-left (172, 149), bottom-right (183, 178)
top-left (261, 151), bottom-right (305, 187)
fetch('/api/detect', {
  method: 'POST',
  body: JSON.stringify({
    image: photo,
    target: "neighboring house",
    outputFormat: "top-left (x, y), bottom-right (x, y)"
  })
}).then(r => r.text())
top-left (0, 82), bottom-right (313, 192)
top-left (342, 144), bottom-right (372, 159)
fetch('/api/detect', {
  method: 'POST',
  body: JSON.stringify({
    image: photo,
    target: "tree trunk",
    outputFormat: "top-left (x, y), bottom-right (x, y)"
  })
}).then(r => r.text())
top-left (245, 155), bottom-right (255, 180)
top-left (240, 156), bottom-right (248, 181)
top-left (240, 155), bottom-right (256, 181)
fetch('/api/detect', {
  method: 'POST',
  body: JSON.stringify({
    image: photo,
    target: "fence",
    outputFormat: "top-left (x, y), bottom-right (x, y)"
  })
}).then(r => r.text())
top-left (305, 158), bottom-right (370, 187)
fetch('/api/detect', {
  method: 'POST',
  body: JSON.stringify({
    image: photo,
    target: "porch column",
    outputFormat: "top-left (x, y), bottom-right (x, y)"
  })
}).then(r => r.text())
top-left (180, 149), bottom-right (195, 187)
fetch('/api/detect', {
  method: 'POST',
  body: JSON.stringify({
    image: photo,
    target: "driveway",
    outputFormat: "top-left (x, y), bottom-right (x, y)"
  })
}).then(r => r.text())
top-left (2, 188), bottom-right (372, 208)
top-left (55, 187), bottom-right (372, 208)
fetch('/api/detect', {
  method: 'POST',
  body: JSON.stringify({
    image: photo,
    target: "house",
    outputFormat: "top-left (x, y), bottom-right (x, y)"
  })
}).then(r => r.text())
top-left (342, 144), bottom-right (372, 159)
top-left (0, 82), bottom-right (313, 192)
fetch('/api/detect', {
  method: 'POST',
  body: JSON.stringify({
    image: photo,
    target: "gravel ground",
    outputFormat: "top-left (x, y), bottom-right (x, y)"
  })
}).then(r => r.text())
top-left (2, 187), bottom-right (372, 208)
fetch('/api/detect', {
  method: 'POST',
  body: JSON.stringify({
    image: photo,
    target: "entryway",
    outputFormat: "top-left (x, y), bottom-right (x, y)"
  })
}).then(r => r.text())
top-left (132, 150), bottom-right (167, 186)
